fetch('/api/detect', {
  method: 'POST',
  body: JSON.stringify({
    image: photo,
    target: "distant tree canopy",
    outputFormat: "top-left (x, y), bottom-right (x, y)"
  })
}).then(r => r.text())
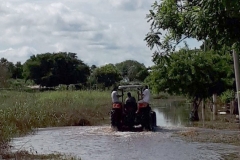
top-left (115, 60), bottom-right (149, 82)
top-left (0, 58), bottom-right (23, 80)
top-left (8, 62), bottom-right (23, 79)
top-left (0, 59), bottom-right (11, 88)
top-left (92, 64), bottom-right (122, 88)
top-left (146, 47), bottom-right (234, 120)
top-left (23, 52), bottom-right (90, 87)
top-left (1, 54), bottom-right (149, 89)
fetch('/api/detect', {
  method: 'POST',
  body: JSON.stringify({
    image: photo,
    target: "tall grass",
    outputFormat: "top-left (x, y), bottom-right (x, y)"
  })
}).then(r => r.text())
top-left (0, 90), bottom-right (112, 145)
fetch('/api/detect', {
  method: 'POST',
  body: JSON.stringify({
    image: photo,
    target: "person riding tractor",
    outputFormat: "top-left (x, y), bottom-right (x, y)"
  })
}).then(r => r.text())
top-left (110, 86), bottom-right (123, 129)
top-left (110, 85), bottom-right (156, 131)
top-left (137, 85), bottom-right (150, 113)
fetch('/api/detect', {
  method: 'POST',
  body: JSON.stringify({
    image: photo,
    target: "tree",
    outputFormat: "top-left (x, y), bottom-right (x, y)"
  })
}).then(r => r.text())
top-left (115, 60), bottom-right (149, 82)
top-left (145, 0), bottom-right (240, 54)
top-left (0, 58), bottom-right (24, 79)
top-left (90, 65), bottom-right (97, 73)
top-left (92, 64), bottom-right (121, 89)
top-left (23, 52), bottom-right (90, 87)
top-left (145, 0), bottom-right (240, 120)
top-left (51, 52), bottom-right (90, 86)
top-left (9, 62), bottom-right (23, 79)
top-left (0, 62), bottom-right (10, 88)
top-left (146, 47), bottom-right (233, 120)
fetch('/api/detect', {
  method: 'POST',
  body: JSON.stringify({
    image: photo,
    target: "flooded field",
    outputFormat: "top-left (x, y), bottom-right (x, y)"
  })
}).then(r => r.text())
top-left (10, 99), bottom-right (240, 160)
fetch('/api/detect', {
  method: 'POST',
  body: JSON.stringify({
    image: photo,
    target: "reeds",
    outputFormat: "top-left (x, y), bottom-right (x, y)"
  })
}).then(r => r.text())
top-left (0, 90), bottom-right (111, 144)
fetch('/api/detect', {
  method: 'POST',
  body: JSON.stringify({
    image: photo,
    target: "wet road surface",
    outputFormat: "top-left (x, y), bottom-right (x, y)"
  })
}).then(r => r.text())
top-left (11, 126), bottom-right (240, 160)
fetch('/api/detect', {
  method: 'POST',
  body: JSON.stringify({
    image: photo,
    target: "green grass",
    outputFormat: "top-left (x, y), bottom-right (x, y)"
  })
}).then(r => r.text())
top-left (0, 90), bottom-right (112, 145)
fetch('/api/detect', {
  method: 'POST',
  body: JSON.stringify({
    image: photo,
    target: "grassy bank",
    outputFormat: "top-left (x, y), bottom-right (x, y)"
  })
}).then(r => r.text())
top-left (0, 90), bottom-right (111, 146)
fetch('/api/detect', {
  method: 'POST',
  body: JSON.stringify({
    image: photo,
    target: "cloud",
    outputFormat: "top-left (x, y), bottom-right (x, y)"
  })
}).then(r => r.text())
top-left (108, 0), bottom-right (151, 10)
top-left (0, 2), bottom-right (107, 45)
top-left (0, 46), bottom-right (37, 63)
top-left (0, 0), bottom-right (201, 68)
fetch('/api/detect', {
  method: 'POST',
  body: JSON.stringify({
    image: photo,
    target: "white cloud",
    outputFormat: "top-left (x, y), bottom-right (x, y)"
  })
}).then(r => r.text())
top-left (108, 0), bottom-right (151, 10)
top-left (0, 0), bottom-right (201, 67)
top-left (0, 46), bottom-right (36, 63)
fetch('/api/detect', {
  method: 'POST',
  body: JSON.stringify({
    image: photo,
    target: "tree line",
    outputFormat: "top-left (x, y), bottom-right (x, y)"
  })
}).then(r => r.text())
top-left (0, 52), bottom-right (149, 89)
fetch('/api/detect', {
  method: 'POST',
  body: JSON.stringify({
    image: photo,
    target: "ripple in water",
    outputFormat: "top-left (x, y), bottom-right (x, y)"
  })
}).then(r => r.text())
top-left (10, 126), bottom-right (239, 160)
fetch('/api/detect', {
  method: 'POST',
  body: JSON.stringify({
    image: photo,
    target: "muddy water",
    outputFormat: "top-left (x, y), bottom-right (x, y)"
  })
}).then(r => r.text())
top-left (10, 103), bottom-right (239, 160)
top-left (11, 126), bottom-right (239, 160)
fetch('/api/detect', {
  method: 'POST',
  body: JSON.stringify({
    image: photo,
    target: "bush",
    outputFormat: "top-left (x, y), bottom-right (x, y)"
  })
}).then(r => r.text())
top-left (57, 84), bottom-right (68, 91)
top-left (220, 90), bottom-right (235, 103)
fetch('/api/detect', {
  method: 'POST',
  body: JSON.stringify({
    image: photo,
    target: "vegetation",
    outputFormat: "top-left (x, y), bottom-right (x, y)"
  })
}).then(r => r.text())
top-left (90, 64), bottom-right (122, 89)
top-left (115, 60), bottom-right (149, 82)
top-left (1, 55), bottom-right (151, 91)
top-left (0, 61), bottom-right (10, 88)
top-left (145, 0), bottom-right (240, 53)
top-left (220, 89), bottom-right (235, 104)
top-left (145, 0), bottom-right (240, 121)
top-left (146, 47), bottom-right (234, 120)
top-left (0, 150), bottom-right (80, 160)
top-left (1, 58), bottom-right (23, 80)
top-left (23, 52), bottom-right (90, 87)
top-left (0, 90), bottom-right (111, 146)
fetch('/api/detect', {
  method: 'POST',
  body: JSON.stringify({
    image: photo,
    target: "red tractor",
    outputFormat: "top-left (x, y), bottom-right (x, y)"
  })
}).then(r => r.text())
top-left (110, 85), bottom-right (157, 131)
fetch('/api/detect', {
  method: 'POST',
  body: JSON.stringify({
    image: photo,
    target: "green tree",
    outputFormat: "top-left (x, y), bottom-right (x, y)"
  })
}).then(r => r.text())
top-left (0, 61), bottom-right (10, 88)
top-left (23, 52), bottom-right (90, 87)
top-left (92, 64), bottom-right (121, 89)
top-left (145, 0), bottom-right (240, 54)
top-left (0, 58), bottom-right (24, 79)
top-left (115, 60), bottom-right (149, 82)
top-left (145, 0), bottom-right (240, 120)
top-left (9, 62), bottom-right (23, 79)
top-left (52, 52), bottom-right (90, 86)
top-left (146, 48), bottom-right (233, 120)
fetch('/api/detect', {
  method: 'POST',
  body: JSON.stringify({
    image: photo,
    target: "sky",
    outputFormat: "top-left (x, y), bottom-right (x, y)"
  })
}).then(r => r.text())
top-left (0, 0), bottom-right (202, 67)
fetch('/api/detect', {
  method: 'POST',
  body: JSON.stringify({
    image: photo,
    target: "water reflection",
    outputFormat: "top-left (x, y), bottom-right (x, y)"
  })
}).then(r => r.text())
top-left (152, 98), bottom-right (232, 128)
top-left (152, 98), bottom-right (191, 127)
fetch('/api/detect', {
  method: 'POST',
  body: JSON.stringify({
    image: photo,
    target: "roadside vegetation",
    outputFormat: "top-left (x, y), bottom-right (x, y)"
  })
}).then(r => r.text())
top-left (0, 90), bottom-right (111, 144)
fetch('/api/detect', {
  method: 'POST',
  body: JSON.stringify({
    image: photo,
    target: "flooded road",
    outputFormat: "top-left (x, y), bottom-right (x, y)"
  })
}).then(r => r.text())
top-left (11, 126), bottom-right (239, 160)
top-left (10, 104), bottom-right (240, 160)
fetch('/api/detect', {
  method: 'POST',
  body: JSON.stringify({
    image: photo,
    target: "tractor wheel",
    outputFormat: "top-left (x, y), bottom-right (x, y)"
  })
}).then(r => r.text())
top-left (110, 109), bottom-right (122, 130)
top-left (151, 111), bottom-right (157, 127)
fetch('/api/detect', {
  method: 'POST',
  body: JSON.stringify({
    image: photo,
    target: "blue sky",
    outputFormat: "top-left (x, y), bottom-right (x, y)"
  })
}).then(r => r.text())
top-left (0, 0), bottom-right (202, 67)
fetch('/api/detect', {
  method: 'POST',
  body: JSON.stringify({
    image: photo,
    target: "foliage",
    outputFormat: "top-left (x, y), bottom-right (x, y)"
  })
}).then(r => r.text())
top-left (145, 0), bottom-right (240, 120)
top-left (219, 89), bottom-right (235, 103)
top-left (92, 64), bottom-right (121, 88)
top-left (145, 0), bottom-right (240, 55)
top-left (11, 62), bottom-right (23, 79)
top-left (90, 65), bottom-right (97, 73)
top-left (147, 48), bottom-right (233, 98)
top-left (0, 60), bottom-right (11, 88)
top-left (146, 47), bottom-right (234, 120)
top-left (115, 60), bottom-right (149, 82)
top-left (0, 58), bottom-right (24, 79)
top-left (23, 52), bottom-right (90, 87)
